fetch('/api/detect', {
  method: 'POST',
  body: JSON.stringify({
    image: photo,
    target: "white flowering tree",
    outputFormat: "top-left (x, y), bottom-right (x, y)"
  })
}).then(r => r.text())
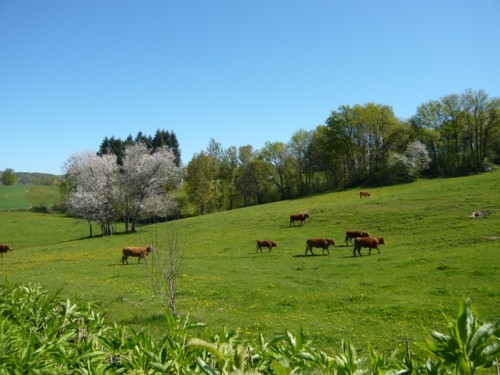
top-left (405, 140), bottom-right (432, 177)
top-left (118, 142), bottom-right (183, 233)
top-left (389, 140), bottom-right (432, 181)
top-left (64, 151), bottom-right (119, 237)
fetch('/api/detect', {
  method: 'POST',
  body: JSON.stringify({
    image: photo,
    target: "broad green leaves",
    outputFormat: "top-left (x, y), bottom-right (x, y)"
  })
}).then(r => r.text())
top-left (1, 283), bottom-right (499, 374)
top-left (420, 296), bottom-right (500, 374)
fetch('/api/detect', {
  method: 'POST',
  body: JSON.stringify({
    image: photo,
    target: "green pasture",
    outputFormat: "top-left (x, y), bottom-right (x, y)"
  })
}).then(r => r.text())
top-left (0, 171), bottom-right (499, 360)
top-left (0, 184), bottom-right (60, 210)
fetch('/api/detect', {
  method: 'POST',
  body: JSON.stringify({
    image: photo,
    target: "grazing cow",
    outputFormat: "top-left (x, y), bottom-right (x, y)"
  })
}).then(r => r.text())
top-left (121, 245), bottom-right (154, 264)
top-left (290, 212), bottom-right (310, 226)
top-left (305, 238), bottom-right (336, 256)
top-left (360, 191), bottom-right (372, 198)
top-left (256, 240), bottom-right (277, 253)
top-left (0, 244), bottom-right (12, 257)
top-left (353, 237), bottom-right (385, 256)
top-left (344, 230), bottom-right (370, 245)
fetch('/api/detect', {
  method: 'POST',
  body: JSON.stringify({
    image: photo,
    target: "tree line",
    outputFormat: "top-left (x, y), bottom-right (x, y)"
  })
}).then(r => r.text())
top-left (62, 88), bottom-right (499, 220)
top-left (185, 89), bottom-right (499, 214)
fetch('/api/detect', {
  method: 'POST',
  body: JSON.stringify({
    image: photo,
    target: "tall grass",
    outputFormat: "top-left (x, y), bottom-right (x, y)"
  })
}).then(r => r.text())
top-left (0, 171), bottom-right (499, 360)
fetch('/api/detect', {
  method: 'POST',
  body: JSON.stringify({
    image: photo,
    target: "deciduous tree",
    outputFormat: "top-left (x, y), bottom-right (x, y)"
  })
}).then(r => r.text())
top-left (461, 89), bottom-right (500, 171)
top-left (64, 151), bottom-right (119, 236)
top-left (1, 168), bottom-right (16, 185)
top-left (186, 152), bottom-right (218, 215)
top-left (118, 142), bottom-right (183, 232)
top-left (288, 129), bottom-right (313, 196)
top-left (260, 141), bottom-right (290, 199)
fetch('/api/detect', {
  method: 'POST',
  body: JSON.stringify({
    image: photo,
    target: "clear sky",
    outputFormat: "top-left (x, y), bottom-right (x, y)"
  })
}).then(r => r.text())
top-left (1, 0), bottom-right (499, 175)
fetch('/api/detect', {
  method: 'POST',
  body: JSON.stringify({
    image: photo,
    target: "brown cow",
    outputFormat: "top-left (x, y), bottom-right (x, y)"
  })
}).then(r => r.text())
top-left (0, 244), bottom-right (12, 257)
top-left (360, 191), bottom-right (372, 198)
top-left (344, 230), bottom-right (369, 245)
top-left (256, 240), bottom-right (277, 253)
top-left (305, 238), bottom-right (336, 255)
top-left (290, 212), bottom-right (310, 226)
top-left (353, 237), bottom-right (385, 256)
top-left (121, 245), bottom-right (154, 264)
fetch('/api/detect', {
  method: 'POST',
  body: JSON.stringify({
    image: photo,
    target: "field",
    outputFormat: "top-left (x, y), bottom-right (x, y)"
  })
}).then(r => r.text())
top-left (0, 184), bottom-right (61, 210)
top-left (0, 171), bottom-right (499, 360)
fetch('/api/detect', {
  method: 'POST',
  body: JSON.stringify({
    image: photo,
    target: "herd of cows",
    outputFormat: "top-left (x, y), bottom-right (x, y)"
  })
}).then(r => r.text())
top-left (256, 191), bottom-right (385, 257)
top-left (0, 191), bottom-right (383, 263)
top-left (256, 223), bottom-right (385, 257)
top-left (117, 191), bottom-right (383, 264)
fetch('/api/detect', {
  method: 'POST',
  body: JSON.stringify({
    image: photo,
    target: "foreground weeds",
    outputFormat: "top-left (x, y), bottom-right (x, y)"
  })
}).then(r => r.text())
top-left (0, 282), bottom-right (498, 374)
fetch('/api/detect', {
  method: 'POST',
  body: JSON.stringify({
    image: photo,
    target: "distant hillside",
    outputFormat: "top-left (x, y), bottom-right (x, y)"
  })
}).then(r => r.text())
top-left (0, 172), bottom-right (61, 186)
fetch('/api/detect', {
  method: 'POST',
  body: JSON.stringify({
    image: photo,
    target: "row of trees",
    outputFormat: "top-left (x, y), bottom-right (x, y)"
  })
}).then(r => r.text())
top-left (184, 89), bottom-right (499, 214)
top-left (413, 89), bottom-right (500, 176)
top-left (63, 89), bottom-right (498, 219)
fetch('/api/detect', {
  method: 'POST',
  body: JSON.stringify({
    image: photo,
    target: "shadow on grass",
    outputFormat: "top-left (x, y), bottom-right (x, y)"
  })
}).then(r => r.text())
top-left (292, 253), bottom-right (330, 258)
top-left (61, 230), bottom-right (133, 245)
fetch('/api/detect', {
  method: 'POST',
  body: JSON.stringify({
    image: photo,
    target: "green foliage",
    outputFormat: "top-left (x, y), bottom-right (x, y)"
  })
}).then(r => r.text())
top-left (420, 296), bottom-right (500, 374)
top-left (1, 282), bottom-right (498, 373)
top-left (0, 282), bottom-right (110, 373)
top-left (1, 168), bottom-right (16, 185)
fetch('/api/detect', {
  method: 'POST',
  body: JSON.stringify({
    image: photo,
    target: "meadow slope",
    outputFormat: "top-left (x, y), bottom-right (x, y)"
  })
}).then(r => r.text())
top-left (0, 171), bottom-right (499, 357)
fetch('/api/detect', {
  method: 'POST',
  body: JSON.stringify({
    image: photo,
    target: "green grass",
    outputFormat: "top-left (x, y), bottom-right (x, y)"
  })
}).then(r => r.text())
top-left (0, 171), bottom-right (499, 360)
top-left (0, 184), bottom-right (60, 210)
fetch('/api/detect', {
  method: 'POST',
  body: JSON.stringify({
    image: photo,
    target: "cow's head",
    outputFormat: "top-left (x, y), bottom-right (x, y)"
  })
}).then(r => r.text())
top-left (271, 241), bottom-right (277, 247)
top-left (377, 237), bottom-right (386, 245)
top-left (328, 239), bottom-right (336, 246)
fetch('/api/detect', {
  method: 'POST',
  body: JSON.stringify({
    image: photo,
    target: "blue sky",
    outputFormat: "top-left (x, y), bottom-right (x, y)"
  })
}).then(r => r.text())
top-left (1, 0), bottom-right (499, 175)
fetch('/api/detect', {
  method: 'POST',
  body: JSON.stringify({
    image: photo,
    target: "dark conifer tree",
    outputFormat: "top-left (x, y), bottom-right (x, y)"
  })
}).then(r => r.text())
top-left (152, 129), bottom-right (167, 149)
top-left (98, 130), bottom-right (181, 166)
top-left (98, 136), bottom-right (126, 165)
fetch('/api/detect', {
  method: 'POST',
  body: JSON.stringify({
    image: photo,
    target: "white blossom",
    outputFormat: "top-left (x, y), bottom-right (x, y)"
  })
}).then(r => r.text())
top-left (64, 151), bottom-right (119, 235)
top-left (119, 143), bottom-right (184, 231)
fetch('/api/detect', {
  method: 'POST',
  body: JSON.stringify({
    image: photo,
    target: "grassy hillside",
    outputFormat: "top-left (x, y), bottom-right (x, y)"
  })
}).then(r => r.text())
top-left (0, 171), bottom-right (499, 359)
top-left (0, 184), bottom-right (60, 210)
